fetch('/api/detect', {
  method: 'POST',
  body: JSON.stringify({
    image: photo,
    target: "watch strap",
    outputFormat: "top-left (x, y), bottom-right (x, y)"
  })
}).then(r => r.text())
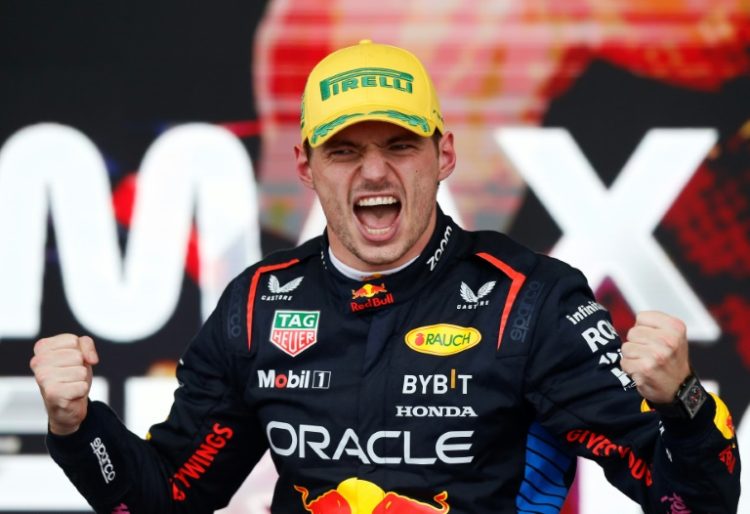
top-left (649, 372), bottom-right (707, 420)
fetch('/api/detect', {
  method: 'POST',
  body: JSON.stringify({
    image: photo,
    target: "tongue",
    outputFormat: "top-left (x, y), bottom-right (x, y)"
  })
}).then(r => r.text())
top-left (356, 204), bottom-right (399, 229)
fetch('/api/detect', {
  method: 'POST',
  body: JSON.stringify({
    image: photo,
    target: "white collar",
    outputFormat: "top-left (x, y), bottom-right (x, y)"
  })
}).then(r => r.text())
top-left (327, 247), bottom-right (417, 281)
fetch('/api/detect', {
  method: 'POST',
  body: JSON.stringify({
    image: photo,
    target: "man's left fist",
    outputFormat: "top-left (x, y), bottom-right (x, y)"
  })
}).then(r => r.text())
top-left (620, 311), bottom-right (691, 404)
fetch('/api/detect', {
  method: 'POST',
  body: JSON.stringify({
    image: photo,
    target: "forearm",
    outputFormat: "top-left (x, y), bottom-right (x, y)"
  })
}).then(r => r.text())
top-left (47, 401), bottom-right (173, 513)
top-left (648, 394), bottom-right (740, 513)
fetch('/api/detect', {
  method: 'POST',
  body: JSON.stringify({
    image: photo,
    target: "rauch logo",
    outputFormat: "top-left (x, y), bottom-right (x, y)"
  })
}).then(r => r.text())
top-left (404, 324), bottom-right (482, 356)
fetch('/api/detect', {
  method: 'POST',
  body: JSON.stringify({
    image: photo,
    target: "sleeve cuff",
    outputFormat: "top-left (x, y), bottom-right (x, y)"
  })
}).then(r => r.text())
top-left (45, 400), bottom-right (132, 508)
top-left (46, 400), bottom-right (127, 467)
top-left (659, 393), bottom-right (717, 441)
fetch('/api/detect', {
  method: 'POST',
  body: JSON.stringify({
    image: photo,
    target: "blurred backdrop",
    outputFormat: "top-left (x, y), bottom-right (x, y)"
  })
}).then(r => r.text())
top-left (0, 0), bottom-right (748, 512)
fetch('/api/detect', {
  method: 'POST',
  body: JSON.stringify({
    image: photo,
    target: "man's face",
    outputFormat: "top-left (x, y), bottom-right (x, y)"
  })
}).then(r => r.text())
top-left (295, 121), bottom-right (456, 271)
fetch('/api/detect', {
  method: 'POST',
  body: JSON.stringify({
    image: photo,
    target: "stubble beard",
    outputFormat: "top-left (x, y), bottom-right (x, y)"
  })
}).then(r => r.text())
top-left (326, 196), bottom-right (436, 270)
top-left (316, 167), bottom-right (441, 270)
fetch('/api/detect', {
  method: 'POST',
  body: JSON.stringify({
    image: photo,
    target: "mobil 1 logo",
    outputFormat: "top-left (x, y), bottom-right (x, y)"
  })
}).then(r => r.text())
top-left (257, 369), bottom-right (331, 390)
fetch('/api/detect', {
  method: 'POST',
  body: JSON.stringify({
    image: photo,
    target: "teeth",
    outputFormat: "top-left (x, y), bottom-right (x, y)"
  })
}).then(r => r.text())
top-left (357, 196), bottom-right (398, 207)
top-left (365, 226), bottom-right (390, 235)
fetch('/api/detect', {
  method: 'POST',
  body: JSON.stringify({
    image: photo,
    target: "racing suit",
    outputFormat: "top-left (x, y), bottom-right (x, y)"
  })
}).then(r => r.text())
top-left (47, 208), bottom-right (741, 513)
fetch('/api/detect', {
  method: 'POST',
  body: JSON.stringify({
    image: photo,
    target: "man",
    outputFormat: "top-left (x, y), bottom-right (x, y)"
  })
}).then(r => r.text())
top-left (31, 40), bottom-right (740, 513)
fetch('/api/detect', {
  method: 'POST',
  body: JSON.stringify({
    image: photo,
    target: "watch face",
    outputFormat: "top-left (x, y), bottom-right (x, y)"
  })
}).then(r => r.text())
top-left (678, 375), bottom-right (708, 418)
top-left (686, 384), bottom-right (704, 409)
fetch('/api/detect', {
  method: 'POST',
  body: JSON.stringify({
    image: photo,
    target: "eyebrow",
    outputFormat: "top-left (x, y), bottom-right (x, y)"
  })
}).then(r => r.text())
top-left (383, 133), bottom-right (422, 146)
top-left (322, 138), bottom-right (359, 150)
top-left (323, 133), bottom-right (422, 150)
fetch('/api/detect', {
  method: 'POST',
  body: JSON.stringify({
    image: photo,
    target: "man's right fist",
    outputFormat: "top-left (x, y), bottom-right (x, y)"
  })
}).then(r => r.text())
top-left (30, 334), bottom-right (99, 436)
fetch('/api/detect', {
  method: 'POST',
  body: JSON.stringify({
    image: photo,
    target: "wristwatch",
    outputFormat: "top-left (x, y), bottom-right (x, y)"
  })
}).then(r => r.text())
top-left (650, 371), bottom-right (708, 420)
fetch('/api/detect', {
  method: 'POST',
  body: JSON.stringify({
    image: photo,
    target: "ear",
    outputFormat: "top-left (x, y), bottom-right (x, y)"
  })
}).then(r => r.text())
top-left (436, 131), bottom-right (457, 182)
top-left (295, 144), bottom-right (315, 190)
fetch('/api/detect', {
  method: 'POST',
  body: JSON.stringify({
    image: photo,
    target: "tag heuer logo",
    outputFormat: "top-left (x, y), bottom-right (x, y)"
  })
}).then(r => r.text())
top-left (270, 310), bottom-right (320, 357)
top-left (262, 275), bottom-right (304, 301)
top-left (457, 281), bottom-right (496, 310)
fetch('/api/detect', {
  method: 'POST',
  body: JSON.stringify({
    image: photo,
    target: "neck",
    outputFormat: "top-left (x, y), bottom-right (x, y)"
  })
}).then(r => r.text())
top-left (327, 207), bottom-right (438, 271)
top-left (328, 248), bottom-right (417, 281)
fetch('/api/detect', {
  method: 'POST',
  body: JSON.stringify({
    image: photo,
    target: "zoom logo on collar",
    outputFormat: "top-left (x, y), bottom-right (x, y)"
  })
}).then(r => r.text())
top-left (350, 283), bottom-right (395, 312)
top-left (427, 225), bottom-right (453, 271)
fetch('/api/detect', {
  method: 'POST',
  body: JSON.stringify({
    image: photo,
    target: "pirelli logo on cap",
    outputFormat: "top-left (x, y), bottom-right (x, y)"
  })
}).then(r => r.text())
top-left (404, 324), bottom-right (481, 356)
top-left (319, 67), bottom-right (414, 101)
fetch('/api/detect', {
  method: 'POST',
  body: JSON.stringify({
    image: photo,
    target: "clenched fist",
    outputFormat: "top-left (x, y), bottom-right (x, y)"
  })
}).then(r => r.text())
top-left (30, 334), bottom-right (99, 436)
top-left (621, 311), bottom-right (691, 405)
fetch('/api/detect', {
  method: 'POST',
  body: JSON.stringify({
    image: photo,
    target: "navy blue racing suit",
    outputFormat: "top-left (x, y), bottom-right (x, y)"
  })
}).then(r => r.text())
top-left (47, 208), bottom-right (741, 513)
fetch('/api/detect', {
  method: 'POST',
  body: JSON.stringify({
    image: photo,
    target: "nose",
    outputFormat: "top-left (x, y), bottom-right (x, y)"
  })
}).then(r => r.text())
top-left (358, 147), bottom-right (390, 183)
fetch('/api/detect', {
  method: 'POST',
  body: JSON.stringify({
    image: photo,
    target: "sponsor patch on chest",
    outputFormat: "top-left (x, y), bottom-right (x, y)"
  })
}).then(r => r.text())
top-left (269, 310), bottom-right (320, 357)
top-left (404, 324), bottom-right (481, 356)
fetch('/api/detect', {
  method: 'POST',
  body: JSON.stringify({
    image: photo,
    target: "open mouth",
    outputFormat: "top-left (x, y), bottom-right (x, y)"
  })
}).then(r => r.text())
top-left (353, 195), bottom-right (402, 237)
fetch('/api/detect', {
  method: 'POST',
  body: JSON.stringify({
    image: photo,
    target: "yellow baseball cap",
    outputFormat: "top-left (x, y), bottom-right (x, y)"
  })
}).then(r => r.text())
top-left (300, 40), bottom-right (445, 147)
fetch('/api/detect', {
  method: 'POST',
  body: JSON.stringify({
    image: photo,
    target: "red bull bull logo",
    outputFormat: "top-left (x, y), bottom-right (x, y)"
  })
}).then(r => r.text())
top-left (296, 478), bottom-right (450, 513)
top-left (295, 485), bottom-right (352, 513)
top-left (352, 283), bottom-right (388, 299)
top-left (351, 283), bottom-right (395, 312)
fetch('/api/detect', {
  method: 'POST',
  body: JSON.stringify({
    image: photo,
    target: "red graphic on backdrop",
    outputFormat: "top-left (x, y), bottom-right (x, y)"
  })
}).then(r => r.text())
top-left (713, 296), bottom-right (750, 371)
top-left (665, 163), bottom-right (750, 278)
